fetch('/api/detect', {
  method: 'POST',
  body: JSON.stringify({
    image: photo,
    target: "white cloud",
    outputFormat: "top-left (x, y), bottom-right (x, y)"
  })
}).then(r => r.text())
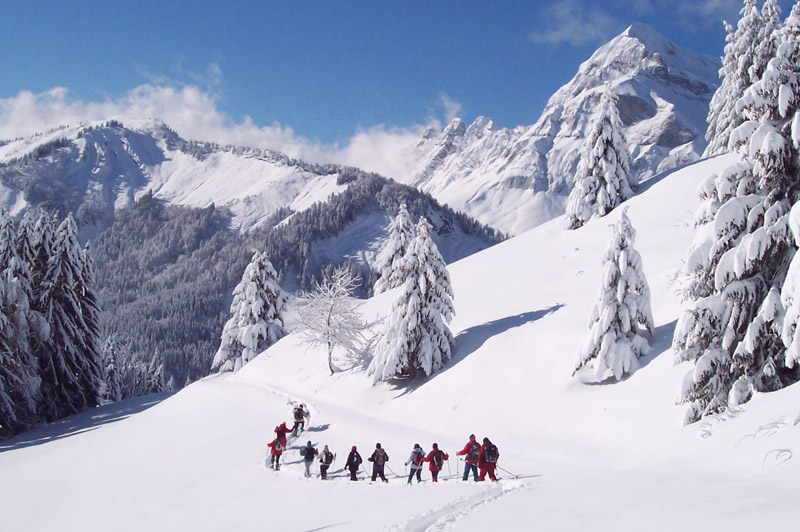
top-left (0, 82), bottom-right (431, 181)
top-left (437, 93), bottom-right (463, 123)
top-left (529, 0), bottom-right (621, 47)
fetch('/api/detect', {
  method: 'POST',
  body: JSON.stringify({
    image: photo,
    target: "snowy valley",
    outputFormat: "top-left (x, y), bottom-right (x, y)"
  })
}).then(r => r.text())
top-left (2, 4), bottom-right (800, 531)
top-left (0, 154), bottom-right (797, 531)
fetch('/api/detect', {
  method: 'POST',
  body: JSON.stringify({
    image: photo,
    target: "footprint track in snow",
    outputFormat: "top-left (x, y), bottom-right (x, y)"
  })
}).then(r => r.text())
top-left (386, 480), bottom-right (534, 532)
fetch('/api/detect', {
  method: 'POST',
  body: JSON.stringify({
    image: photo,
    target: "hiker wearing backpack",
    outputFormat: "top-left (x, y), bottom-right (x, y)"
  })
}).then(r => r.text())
top-left (368, 443), bottom-right (390, 482)
top-left (319, 445), bottom-right (335, 480)
top-left (456, 434), bottom-right (480, 481)
top-left (344, 445), bottom-right (362, 481)
top-left (267, 436), bottom-right (286, 470)
top-left (291, 404), bottom-right (310, 436)
top-left (423, 443), bottom-right (449, 482)
top-left (404, 444), bottom-right (425, 484)
top-left (300, 440), bottom-right (319, 478)
top-left (478, 437), bottom-right (499, 481)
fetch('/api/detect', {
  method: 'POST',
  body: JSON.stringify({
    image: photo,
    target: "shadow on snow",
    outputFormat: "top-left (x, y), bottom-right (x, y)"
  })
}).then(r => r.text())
top-left (0, 392), bottom-right (173, 453)
top-left (392, 304), bottom-right (565, 397)
top-left (581, 319), bottom-right (678, 386)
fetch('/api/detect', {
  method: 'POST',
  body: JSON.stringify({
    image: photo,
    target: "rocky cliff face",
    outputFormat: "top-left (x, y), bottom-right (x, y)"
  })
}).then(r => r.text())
top-left (404, 24), bottom-right (720, 235)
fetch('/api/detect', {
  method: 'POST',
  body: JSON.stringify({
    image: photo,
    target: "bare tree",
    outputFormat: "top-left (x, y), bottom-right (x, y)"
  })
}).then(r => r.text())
top-left (296, 266), bottom-right (369, 375)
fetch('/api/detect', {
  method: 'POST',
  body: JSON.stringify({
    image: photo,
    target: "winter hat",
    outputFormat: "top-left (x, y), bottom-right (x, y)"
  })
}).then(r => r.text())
top-left (307, 440), bottom-right (312, 446)
top-left (376, 443), bottom-right (382, 449)
top-left (432, 443), bottom-right (438, 449)
top-left (323, 445), bottom-right (329, 449)
top-left (414, 443), bottom-right (421, 449)
top-left (483, 437), bottom-right (490, 444)
top-left (469, 434), bottom-right (476, 440)
top-left (352, 445), bottom-right (357, 451)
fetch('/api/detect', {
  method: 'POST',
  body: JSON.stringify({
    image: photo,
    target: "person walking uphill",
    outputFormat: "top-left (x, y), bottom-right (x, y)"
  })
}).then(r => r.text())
top-left (291, 404), bottom-right (310, 437)
top-left (345, 446), bottom-right (362, 481)
top-left (319, 445), bottom-right (334, 480)
top-left (478, 437), bottom-right (500, 481)
top-left (300, 440), bottom-right (318, 478)
top-left (405, 444), bottom-right (425, 484)
top-left (368, 443), bottom-right (389, 482)
top-left (457, 434), bottom-right (480, 481)
top-left (267, 436), bottom-right (285, 470)
top-left (423, 443), bottom-right (449, 482)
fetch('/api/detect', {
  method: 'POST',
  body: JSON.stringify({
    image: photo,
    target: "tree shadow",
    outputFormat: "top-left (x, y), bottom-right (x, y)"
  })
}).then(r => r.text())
top-left (0, 392), bottom-right (173, 453)
top-left (392, 304), bottom-right (565, 397)
top-left (581, 319), bottom-right (677, 386)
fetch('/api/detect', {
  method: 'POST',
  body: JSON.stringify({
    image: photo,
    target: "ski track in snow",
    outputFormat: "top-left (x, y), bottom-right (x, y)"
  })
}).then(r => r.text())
top-left (386, 480), bottom-right (533, 532)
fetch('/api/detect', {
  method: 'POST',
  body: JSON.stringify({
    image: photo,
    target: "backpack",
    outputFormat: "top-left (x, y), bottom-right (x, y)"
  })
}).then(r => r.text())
top-left (467, 442), bottom-right (480, 461)
top-left (294, 408), bottom-right (304, 421)
top-left (299, 446), bottom-right (307, 457)
top-left (273, 439), bottom-right (284, 452)
top-left (412, 450), bottom-right (423, 466)
top-left (484, 444), bottom-right (499, 464)
top-left (374, 449), bottom-right (386, 466)
top-left (433, 450), bottom-right (444, 468)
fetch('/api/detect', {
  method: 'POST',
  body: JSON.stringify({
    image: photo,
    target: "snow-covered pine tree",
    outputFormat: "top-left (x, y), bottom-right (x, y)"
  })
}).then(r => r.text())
top-left (565, 88), bottom-right (635, 229)
top-left (369, 218), bottom-right (455, 382)
top-left (573, 208), bottom-right (653, 380)
top-left (675, 5), bottom-right (800, 423)
top-left (146, 351), bottom-right (166, 394)
top-left (0, 208), bottom-right (16, 268)
top-left (212, 251), bottom-right (288, 372)
top-left (296, 265), bottom-right (368, 375)
top-left (752, 0), bottom-right (783, 83)
top-left (37, 214), bottom-right (103, 422)
top-left (374, 203), bottom-right (415, 294)
top-left (100, 335), bottom-right (123, 403)
top-left (704, 0), bottom-right (763, 156)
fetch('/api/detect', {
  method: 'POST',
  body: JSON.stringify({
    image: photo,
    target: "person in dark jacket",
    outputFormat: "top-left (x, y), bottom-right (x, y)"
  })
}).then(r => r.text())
top-left (478, 437), bottom-right (499, 481)
top-left (344, 445), bottom-right (362, 481)
top-left (405, 443), bottom-right (425, 484)
top-left (368, 443), bottom-right (390, 482)
top-left (300, 440), bottom-right (319, 478)
top-left (291, 404), bottom-right (310, 436)
top-left (456, 434), bottom-right (480, 481)
top-left (423, 443), bottom-right (449, 482)
top-left (319, 444), bottom-right (334, 479)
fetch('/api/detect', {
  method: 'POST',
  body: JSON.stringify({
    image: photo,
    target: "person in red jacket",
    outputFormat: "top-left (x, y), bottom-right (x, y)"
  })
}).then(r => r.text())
top-left (275, 421), bottom-right (290, 441)
top-left (423, 443), bottom-right (449, 482)
top-left (267, 435), bottom-right (286, 470)
top-left (456, 434), bottom-right (480, 481)
top-left (478, 437), bottom-right (499, 481)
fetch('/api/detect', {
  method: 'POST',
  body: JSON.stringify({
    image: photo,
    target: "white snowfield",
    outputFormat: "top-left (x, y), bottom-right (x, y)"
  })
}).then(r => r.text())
top-left (1, 154), bottom-right (798, 531)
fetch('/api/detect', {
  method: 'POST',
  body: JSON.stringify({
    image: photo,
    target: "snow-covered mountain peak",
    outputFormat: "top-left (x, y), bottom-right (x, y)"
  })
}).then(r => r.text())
top-left (402, 25), bottom-right (720, 236)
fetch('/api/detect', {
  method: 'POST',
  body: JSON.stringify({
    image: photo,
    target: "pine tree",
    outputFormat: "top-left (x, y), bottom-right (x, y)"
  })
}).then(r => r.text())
top-left (752, 0), bottom-right (783, 83)
top-left (100, 335), bottom-right (123, 403)
top-left (37, 215), bottom-right (103, 422)
top-left (212, 251), bottom-right (288, 372)
top-left (565, 88), bottom-right (634, 229)
top-left (369, 218), bottom-right (455, 382)
top-left (147, 351), bottom-right (166, 394)
top-left (573, 208), bottom-right (653, 380)
top-left (675, 5), bottom-right (800, 423)
top-left (704, 0), bottom-right (763, 156)
top-left (374, 203), bottom-right (415, 293)
top-left (0, 208), bottom-right (16, 268)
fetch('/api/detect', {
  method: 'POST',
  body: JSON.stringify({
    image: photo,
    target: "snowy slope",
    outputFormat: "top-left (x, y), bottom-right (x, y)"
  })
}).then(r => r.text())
top-left (0, 119), bottom-right (348, 236)
top-left (1, 155), bottom-right (797, 531)
top-left (403, 24), bottom-right (720, 236)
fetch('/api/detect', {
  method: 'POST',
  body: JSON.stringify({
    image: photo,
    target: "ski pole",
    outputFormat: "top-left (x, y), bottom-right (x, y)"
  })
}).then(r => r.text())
top-left (496, 465), bottom-right (519, 479)
top-left (385, 464), bottom-right (398, 477)
top-left (446, 455), bottom-right (452, 477)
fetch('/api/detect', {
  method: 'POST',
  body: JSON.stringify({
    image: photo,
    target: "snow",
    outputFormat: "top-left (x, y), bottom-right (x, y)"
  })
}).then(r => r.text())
top-left (1, 154), bottom-right (798, 531)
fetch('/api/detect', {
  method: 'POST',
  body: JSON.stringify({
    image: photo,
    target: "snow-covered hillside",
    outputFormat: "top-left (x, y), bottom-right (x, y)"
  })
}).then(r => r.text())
top-left (403, 24), bottom-right (720, 236)
top-left (0, 119), bottom-right (348, 236)
top-left (1, 154), bottom-right (796, 531)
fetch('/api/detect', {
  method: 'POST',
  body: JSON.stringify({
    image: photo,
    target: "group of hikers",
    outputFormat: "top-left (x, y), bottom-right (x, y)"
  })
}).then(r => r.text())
top-left (268, 405), bottom-right (501, 484)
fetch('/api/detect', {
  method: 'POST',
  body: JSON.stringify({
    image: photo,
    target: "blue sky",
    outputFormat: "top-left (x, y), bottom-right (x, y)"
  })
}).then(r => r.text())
top-left (0, 0), bottom-right (787, 173)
